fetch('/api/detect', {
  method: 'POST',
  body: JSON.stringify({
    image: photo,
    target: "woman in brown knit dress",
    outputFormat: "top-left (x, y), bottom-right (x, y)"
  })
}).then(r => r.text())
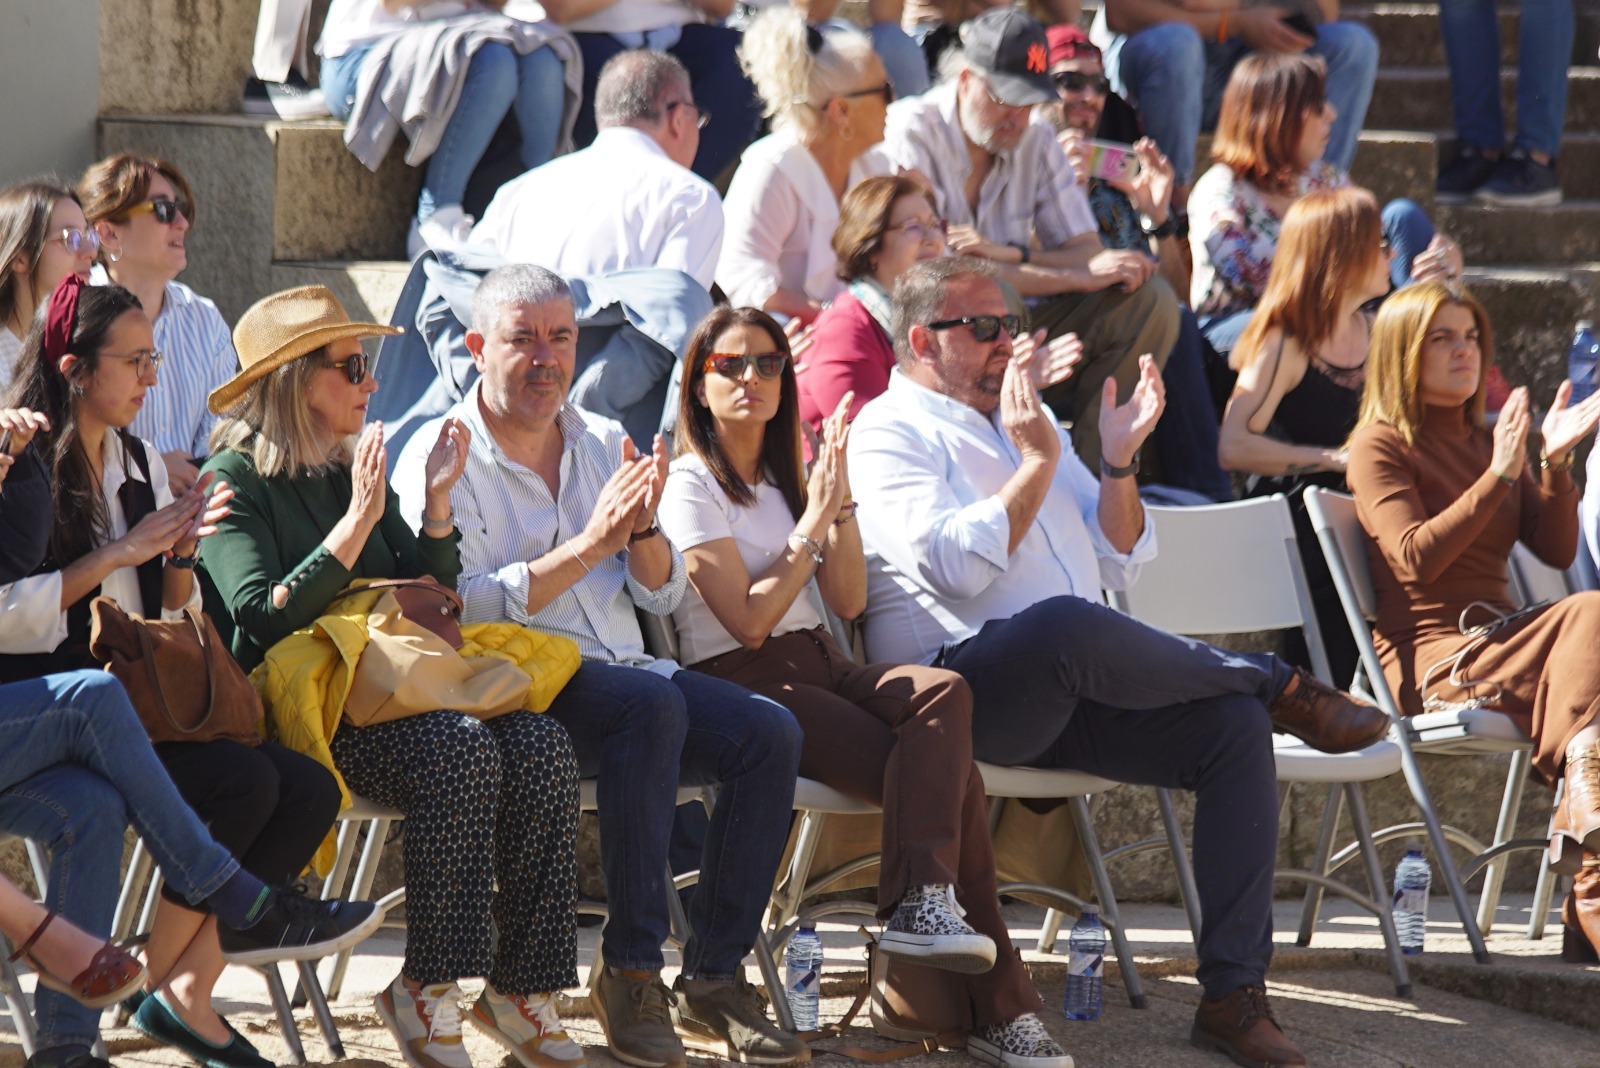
top-left (1346, 280), bottom-right (1600, 961)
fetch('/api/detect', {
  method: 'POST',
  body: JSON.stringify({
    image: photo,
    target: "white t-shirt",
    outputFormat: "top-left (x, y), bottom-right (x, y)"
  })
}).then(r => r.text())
top-left (558, 0), bottom-right (701, 35)
top-left (318, 0), bottom-right (474, 58)
top-left (658, 453), bottom-right (825, 665)
top-left (0, 329), bottom-right (21, 394)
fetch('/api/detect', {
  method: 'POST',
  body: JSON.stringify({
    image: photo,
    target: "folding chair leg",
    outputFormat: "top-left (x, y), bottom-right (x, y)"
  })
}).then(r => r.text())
top-left (112, 839), bottom-right (153, 943)
top-left (1344, 783), bottom-right (1411, 998)
top-left (262, 965), bottom-right (308, 1065)
top-left (1397, 743), bottom-right (1491, 963)
top-left (1529, 780), bottom-right (1564, 940)
top-left (1036, 908), bottom-right (1065, 953)
top-left (1156, 788), bottom-right (1201, 947)
top-left (665, 863), bottom-right (690, 948)
top-left (1296, 784), bottom-right (1345, 947)
top-left (1476, 749), bottom-right (1532, 936)
top-left (327, 816), bottom-right (391, 1000)
top-left (1, 951), bottom-right (36, 1058)
top-left (755, 927), bottom-right (796, 1032)
top-left (769, 810), bottom-right (827, 934)
top-left (1070, 797), bottom-right (1147, 1009)
top-left (298, 960), bottom-right (345, 1059)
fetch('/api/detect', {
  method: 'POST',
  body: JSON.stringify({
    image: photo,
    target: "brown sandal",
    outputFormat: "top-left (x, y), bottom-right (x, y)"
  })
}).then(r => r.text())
top-left (7, 910), bottom-right (147, 1010)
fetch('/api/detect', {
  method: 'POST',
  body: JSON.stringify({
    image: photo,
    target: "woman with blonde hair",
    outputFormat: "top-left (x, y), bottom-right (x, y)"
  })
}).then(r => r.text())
top-left (1347, 281), bottom-right (1600, 961)
top-left (0, 181), bottom-right (104, 389)
top-left (716, 7), bottom-right (897, 324)
top-left (1190, 53), bottom-right (1457, 357)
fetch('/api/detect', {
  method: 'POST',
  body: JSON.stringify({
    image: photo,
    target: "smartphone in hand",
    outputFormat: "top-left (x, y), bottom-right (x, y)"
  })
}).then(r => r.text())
top-left (1084, 140), bottom-right (1140, 183)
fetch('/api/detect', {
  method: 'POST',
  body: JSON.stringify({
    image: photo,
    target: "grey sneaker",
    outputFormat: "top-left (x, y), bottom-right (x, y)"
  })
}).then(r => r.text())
top-left (1476, 147), bottom-right (1562, 207)
top-left (590, 967), bottom-right (686, 1068)
top-left (1435, 143), bottom-right (1500, 203)
top-left (670, 974), bottom-right (810, 1065)
top-left (881, 884), bottom-right (997, 974)
top-left (968, 1014), bottom-right (1074, 1068)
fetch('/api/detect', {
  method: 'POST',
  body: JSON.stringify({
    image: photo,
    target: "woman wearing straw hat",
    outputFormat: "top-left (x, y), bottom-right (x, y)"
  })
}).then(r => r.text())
top-left (199, 285), bottom-right (586, 1068)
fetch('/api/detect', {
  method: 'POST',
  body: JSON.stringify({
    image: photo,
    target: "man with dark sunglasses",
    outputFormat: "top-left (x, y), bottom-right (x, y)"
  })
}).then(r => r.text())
top-left (871, 8), bottom-right (1180, 473)
top-left (849, 256), bottom-right (1386, 1068)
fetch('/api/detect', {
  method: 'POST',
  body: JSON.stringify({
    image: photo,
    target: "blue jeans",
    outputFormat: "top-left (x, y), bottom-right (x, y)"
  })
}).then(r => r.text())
top-left (867, 21), bottom-right (931, 99)
top-left (936, 596), bottom-right (1290, 999)
top-left (0, 672), bottom-right (239, 1052)
top-left (1103, 21), bottom-right (1378, 185)
top-left (544, 661), bottom-right (802, 979)
top-left (1440, 0), bottom-right (1572, 158)
top-left (571, 25), bottom-right (761, 182)
top-left (323, 39), bottom-right (567, 220)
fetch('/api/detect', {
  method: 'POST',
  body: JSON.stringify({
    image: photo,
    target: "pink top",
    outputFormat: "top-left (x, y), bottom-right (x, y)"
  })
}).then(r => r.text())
top-left (797, 291), bottom-right (897, 436)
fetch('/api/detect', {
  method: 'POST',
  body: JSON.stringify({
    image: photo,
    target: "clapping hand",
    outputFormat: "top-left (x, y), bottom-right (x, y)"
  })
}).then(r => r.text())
top-left (805, 392), bottom-right (855, 522)
top-left (170, 471), bottom-right (234, 560)
top-left (1099, 354), bottom-right (1166, 467)
top-left (1001, 347), bottom-right (1062, 467)
top-left (0, 408), bottom-right (50, 488)
top-left (1490, 386), bottom-right (1531, 481)
top-left (633, 434), bottom-right (670, 534)
top-left (1124, 139), bottom-right (1175, 224)
top-left (1540, 380), bottom-right (1600, 466)
top-left (424, 417), bottom-right (472, 504)
top-left (347, 423), bottom-right (389, 532)
top-left (1013, 329), bottom-right (1083, 392)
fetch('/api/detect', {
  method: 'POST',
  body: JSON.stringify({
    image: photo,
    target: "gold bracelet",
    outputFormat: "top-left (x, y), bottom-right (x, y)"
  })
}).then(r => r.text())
top-left (1540, 449), bottom-right (1576, 472)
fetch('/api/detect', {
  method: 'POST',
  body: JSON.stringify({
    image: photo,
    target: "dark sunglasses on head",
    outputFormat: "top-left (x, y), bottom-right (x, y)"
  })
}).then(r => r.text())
top-left (325, 351), bottom-right (374, 385)
top-left (841, 82), bottom-right (896, 105)
top-left (1053, 71), bottom-right (1111, 96)
top-left (928, 315), bottom-right (1023, 343)
top-left (128, 198), bottom-right (192, 225)
top-left (704, 352), bottom-right (789, 379)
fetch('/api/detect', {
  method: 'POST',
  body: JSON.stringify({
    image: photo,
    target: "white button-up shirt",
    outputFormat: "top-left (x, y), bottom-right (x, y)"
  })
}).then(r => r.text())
top-left (395, 383), bottom-right (688, 674)
top-left (848, 369), bottom-right (1155, 666)
top-left (471, 126), bottom-right (725, 292)
top-left (873, 81), bottom-right (1096, 251)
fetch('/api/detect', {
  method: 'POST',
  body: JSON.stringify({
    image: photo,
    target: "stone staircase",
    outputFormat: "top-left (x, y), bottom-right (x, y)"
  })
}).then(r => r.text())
top-left (103, 1), bottom-right (1600, 401)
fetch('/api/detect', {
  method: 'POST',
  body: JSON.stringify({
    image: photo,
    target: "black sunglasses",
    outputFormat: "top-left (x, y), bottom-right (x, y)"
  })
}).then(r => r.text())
top-left (325, 351), bottom-right (374, 385)
top-left (129, 198), bottom-right (192, 225)
top-left (841, 82), bottom-right (896, 105)
top-left (1053, 71), bottom-right (1111, 96)
top-left (927, 315), bottom-right (1023, 343)
top-left (704, 352), bottom-right (789, 379)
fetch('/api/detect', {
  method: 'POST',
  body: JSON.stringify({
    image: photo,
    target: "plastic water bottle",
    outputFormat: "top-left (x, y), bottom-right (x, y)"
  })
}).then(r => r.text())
top-left (1569, 321), bottom-right (1599, 404)
top-left (1062, 905), bottom-right (1106, 1021)
top-left (1392, 843), bottom-right (1432, 956)
top-left (785, 925), bottom-right (823, 1031)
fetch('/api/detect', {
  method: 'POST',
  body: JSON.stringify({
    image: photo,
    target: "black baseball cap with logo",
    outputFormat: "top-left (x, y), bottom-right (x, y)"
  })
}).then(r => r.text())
top-left (960, 8), bottom-right (1056, 106)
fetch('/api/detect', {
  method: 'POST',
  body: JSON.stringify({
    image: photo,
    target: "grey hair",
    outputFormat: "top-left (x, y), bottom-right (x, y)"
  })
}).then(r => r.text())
top-left (890, 256), bottom-right (998, 368)
top-left (472, 264), bottom-right (574, 334)
top-left (937, 45), bottom-right (971, 85)
top-left (594, 50), bottom-right (691, 129)
top-left (738, 7), bottom-right (877, 139)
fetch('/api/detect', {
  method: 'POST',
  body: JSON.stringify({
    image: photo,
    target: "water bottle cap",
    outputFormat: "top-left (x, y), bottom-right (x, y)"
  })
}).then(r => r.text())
top-left (1080, 904), bottom-right (1100, 915)
top-left (1404, 838), bottom-right (1424, 853)
top-left (1580, 320), bottom-right (1595, 333)
top-left (798, 924), bottom-right (817, 933)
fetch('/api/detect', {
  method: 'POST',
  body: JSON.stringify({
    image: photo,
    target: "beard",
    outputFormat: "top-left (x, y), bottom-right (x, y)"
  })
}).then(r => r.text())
top-left (957, 93), bottom-right (1019, 155)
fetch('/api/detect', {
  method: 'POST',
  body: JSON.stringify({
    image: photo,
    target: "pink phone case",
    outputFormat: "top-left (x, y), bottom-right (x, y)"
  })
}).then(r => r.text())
top-left (1086, 140), bottom-right (1139, 183)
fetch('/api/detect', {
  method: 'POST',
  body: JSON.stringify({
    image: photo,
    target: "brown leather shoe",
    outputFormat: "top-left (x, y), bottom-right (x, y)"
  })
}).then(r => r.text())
top-left (1562, 861), bottom-right (1600, 965)
top-left (1191, 986), bottom-right (1306, 1068)
top-left (1552, 744), bottom-right (1600, 875)
top-left (1268, 668), bottom-right (1388, 754)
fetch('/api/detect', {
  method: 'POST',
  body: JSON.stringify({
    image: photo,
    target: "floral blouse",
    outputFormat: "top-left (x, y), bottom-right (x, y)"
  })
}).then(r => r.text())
top-left (1188, 160), bottom-right (1346, 317)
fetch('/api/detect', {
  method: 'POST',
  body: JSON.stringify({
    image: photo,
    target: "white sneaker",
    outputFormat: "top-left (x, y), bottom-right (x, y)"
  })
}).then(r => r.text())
top-left (968, 1014), bottom-right (1073, 1068)
top-left (407, 205), bottom-right (475, 259)
top-left (376, 974), bottom-right (473, 1068)
top-left (468, 987), bottom-right (587, 1068)
top-left (880, 884), bottom-right (996, 973)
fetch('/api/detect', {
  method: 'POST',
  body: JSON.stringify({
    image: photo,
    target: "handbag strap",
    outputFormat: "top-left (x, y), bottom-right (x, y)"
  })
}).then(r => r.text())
top-left (133, 609), bottom-right (220, 736)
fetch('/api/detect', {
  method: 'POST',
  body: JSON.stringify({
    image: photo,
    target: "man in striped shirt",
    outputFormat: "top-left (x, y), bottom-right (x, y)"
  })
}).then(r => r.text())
top-left (395, 264), bottom-right (808, 1068)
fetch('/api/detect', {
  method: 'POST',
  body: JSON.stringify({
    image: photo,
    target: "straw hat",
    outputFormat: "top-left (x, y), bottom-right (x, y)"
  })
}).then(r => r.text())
top-left (208, 285), bottom-right (401, 414)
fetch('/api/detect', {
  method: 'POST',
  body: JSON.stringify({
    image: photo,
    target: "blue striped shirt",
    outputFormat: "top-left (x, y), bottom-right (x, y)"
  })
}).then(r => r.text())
top-left (100, 274), bottom-right (239, 457)
top-left (394, 382), bottom-right (687, 672)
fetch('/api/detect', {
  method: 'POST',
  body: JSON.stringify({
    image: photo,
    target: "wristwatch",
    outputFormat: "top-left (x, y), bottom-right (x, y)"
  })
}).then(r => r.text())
top-left (1142, 218), bottom-right (1178, 240)
top-left (168, 550), bottom-right (199, 570)
top-left (1100, 453), bottom-right (1141, 480)
top-left (628, 524), bottom-right (660, 543)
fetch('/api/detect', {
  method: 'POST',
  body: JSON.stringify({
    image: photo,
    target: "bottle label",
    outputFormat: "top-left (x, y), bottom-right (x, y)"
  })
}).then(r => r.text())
top-left (1068, 949), bottom-right (1102, 979)
top-left (787, 966), bottom-right (819, 996)
top-left (1392, 888), bottom-right (1427, 913)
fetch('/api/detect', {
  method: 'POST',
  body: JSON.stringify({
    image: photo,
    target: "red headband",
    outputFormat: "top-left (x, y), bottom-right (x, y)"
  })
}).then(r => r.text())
top-left (43, 275), bottom-right (84, 366)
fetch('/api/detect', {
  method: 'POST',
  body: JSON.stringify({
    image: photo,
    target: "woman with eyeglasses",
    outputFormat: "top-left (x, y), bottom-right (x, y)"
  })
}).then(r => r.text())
top-left (717, 8), bottom-right (897, 325)
top-left (79, 155), bottom-right (240, 500)
top-left (656, 305), bottom-right (1067, 1068)
top-left (0, 278), bottom-right (345, 1068)
top-left (0, 181), bottom-right (105, 391)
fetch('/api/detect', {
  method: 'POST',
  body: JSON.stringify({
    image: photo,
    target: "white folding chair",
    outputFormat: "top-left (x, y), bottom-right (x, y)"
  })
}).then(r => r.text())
top-left (1086, 494), bottom-right (1413, 993)
top-left (0, 835), bottom-right (53, 1057)
top-left (1305, 487), bottom-right (1557, 960)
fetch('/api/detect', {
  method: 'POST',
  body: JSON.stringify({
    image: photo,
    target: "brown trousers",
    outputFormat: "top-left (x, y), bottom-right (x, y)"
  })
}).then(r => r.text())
top-left (692, 627), bottom-right (1043, 1027)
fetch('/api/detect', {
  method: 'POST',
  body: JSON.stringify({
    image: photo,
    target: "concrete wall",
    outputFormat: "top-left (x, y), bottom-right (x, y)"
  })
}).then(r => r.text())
top-left (0, 0), bottom-right (101, 187)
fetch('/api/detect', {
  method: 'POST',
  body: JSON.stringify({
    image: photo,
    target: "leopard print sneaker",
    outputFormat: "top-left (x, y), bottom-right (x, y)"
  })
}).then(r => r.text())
top-left (880, 884), bottom-right (997, 974)
top-left (968, 1014), bottom-right (1074, 1068)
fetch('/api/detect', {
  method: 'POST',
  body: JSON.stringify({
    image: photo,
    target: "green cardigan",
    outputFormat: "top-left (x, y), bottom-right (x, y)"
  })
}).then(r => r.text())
top-left (198, 448), bottom-right (461, 673)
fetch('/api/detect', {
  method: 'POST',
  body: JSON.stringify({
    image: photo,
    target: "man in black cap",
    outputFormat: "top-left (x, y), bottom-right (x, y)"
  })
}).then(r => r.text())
top-left (874, 6), bottom-right (1180, 475)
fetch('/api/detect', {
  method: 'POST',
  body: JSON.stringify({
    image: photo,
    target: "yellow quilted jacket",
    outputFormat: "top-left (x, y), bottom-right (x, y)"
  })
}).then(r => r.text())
top-left (249, 585), bottom-right (581, 874)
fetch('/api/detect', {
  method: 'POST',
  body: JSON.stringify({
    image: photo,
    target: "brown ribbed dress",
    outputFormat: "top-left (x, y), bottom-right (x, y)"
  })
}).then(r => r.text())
top-left (1346, 405), bottom-right (1600, 785)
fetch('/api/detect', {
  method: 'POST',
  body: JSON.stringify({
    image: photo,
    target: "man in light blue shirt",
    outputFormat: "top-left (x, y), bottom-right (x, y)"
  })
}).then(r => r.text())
top-left (396, 265), bottom-right (806, 1068)
top-left (849, 256), bottom-right (1387, 1068)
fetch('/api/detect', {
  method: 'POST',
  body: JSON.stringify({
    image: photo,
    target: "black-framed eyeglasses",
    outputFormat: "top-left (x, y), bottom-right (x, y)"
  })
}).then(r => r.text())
top-left (885, 217), bottom-right (948, 242)
top-left (46, 228), bottom-right (104, 255)
top-left (927, 315), bottom-right (1023, 342)
top-left (666, 99), bottom-right (712, 130)
top-left (128, 199), bottom-right (191, 225)
top-left (840, 82), bottom-right (895, 105)
top-left (1052, 71), bottom-right (1110, 96)
top-left (325, 351), bottom-right (375, 385)
top-left (704, 352), bottom-right (789, 379)
top-left (106, 349), bottom-right (164, 378)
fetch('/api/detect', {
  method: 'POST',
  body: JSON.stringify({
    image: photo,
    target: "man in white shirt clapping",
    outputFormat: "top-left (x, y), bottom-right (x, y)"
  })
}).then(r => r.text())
top-left (848, 256), bottom-right (1387, 1068)
top-left (472, 50), bottom-right (724, 292)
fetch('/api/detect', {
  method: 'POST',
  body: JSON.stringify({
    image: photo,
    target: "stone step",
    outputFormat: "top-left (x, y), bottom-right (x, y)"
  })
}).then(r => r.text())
top-left (100, 0), bottom-right (262, 117)
top-left (1438, 200), bottom-right (1600, 265)
top-left (1367, 66), bottom-right (1600, 133)
top-left (1422, 130), bottom-right (1600, 200)
top-left (1344, 3), bottom-right (1600, 69)
top-left (1463, 264), bottom-right (1600, 397)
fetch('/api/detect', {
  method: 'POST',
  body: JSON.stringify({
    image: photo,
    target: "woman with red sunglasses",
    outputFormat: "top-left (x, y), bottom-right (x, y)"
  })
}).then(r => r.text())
top-left (656, 305), bottom-right (1067, 1068)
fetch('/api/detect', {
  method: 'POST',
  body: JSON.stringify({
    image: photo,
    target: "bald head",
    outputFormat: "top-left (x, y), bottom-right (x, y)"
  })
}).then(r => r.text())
top-left (594, 50), bottom-right (692, 130)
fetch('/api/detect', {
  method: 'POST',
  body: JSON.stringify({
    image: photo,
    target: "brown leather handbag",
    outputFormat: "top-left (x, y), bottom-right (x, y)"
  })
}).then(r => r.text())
top-left (358, 577), bottom-right (465, 647)
top-left (87, 597), bottom-right (263, 746)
